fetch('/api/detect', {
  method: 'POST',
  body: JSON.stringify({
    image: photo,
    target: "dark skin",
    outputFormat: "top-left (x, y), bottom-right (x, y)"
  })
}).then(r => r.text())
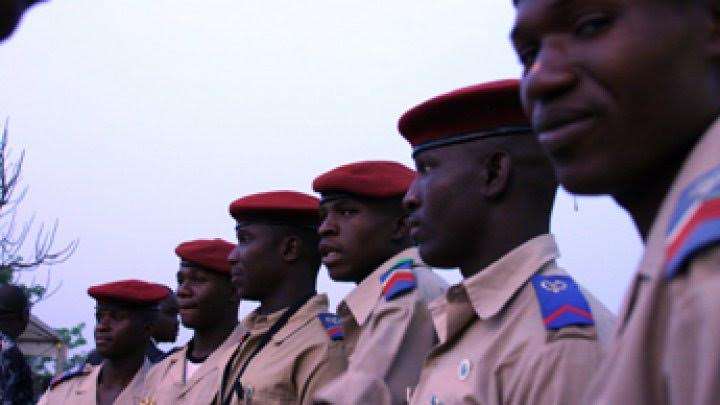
top-left (0, 284), bottom-right (29, 339)
top-left (176, 267), bottom-right (240, 359)
top-left (0, 0), bottom-right (40, 42)
top-left (153, 291), bottom-right (179, 343)
top-left (403, 135), bottom-right (558, 278)
top-left (228, 222), bottom-right (318, 315)
top-left (512, 0), bottom-right (720, 239)
top-left (318, 197), bottom-right (412, 283)
top-left (94, 306), bottom-right (152, 405)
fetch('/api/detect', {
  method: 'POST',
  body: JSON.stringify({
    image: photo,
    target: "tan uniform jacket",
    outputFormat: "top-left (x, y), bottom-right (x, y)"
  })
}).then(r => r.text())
top-left (217, 294), bottom-right (347, 405)
top-left (141, 324), bottom-right (245, 404)
top-left (38, 359), bottom-right (152, 405)
top-left (585, 117), bottom-right (720, 405)
top-left (409, 234), bottom-right (616, 405)
top-left (314, 248), bottom-right (448, 405)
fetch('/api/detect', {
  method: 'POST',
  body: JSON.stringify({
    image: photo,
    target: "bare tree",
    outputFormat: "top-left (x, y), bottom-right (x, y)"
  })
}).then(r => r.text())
top-left (0, 121), bottom-right (78, 303)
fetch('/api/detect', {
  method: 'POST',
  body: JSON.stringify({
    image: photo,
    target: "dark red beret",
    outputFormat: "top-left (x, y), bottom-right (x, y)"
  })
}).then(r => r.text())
top-left (88, 279), bottom-right (169, 305)
top-left (312, 161), bottom-right (415, 202)
top-left (229, 190), bottom-right (320, 227)
top-left (175, 238), bottom-right (235, 274)
top-left (398, 79), bottom-right (531, 156)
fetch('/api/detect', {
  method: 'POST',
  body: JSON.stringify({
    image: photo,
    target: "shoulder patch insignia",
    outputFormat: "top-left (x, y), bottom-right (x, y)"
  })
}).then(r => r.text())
top-left (665, 165), bottom-right (720, 279)
top-left (318, 313), bottom-right (344, 340)
top-left (380, 258), bottom-right (416, 300)
top-left (530, 275), bottom-right (594, 330)
top-left (50, 363), bottom-right (88, 389)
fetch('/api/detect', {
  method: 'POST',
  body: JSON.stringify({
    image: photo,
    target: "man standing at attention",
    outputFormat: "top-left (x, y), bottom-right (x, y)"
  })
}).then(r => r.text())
top-left (311, 160), bottom-right (447, 405)
top-left (142, 238), bottom-right (243, 404)
top-left (217, 190), bottom-right (347, 405)
top-left (398, 80), bottom-right (615, 404)
top-left (512, 0), bottom-right (720, 402)
top-left (39, 279), bottom-right (168, 404)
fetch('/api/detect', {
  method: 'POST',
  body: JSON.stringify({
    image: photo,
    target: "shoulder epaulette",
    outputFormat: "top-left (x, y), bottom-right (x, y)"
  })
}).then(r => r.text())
top-left (530, 275), bottom-right (594, 330)
top-left (318, 313), bottom-right (344, 340)
top-left (50, 363), bottom-right (89, 389)
top-left (664, 165), bottom-right (720, 279)
top-left (380, 258), bottom-right (416, 300)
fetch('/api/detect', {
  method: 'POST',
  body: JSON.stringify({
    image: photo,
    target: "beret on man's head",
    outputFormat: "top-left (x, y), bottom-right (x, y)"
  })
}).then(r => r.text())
top-left (88, 279), bottom-right (169, 306)
top-left (313, 161), bottom-right (415, 202)
top-left (175, 238), bottom-right (235, 274)
top-left (229, 190), bottom-right (320, 228)
top-left (398, 79), bottom-right (531, 156)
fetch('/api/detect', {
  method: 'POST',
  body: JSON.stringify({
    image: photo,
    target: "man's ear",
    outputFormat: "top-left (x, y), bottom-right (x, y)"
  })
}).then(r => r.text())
top-left (281, 236), bottom-right (301, 262)
top-left (482, 150), bottom-right (512, 198)
top-left (391, 214), bottom-right (411, 241)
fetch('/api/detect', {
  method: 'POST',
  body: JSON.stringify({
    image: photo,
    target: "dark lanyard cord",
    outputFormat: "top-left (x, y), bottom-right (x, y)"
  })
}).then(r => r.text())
top-left (220, 294), bottom-right (314, 405)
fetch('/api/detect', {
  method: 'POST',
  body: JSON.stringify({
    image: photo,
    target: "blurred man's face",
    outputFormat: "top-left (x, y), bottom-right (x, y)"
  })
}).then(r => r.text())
top-left (513, 0), bottom-right (720, 196)
top-left (153, 293), bottom-right (179, 343)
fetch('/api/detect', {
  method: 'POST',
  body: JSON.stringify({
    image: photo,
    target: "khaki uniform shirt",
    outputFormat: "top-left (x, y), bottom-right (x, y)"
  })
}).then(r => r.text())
top-left (314, 248), bottom-right (448, 405)
top-left (141, 324), bottom-right (245, 404)
top-left (217, 294), bottom-right (347, 405)
top-left (38, 359), bottom-right (152, 405)
top-left (409, 234), bottom-right (616, 405)
top-left (585, 117), bottom-right (720, 405)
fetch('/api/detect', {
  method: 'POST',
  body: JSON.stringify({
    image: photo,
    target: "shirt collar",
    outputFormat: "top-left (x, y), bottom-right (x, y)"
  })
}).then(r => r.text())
top-left (274, 294), bottom-right (329, 342)
top-left (463, 234), bottom-right (559, 320)
top-left (343, 247), bottom-right (423, 326)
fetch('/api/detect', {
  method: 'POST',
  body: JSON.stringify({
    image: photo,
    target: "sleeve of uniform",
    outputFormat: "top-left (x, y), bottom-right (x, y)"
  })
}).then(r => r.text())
top-left (665, 244), bottom-right (720, 405)
top-left (314, 298), bottom-right (435, 405)
top-left (501, 328), bottom-right (605, 405)
top-left (297, 339), bottom-right (348, 405)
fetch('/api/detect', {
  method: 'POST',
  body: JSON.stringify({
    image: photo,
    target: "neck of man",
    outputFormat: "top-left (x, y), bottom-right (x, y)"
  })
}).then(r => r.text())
top-left (99, 349), bottom-right (145, 388)
top-left (459, 218), bottom-right (548, 279)
top-left (258, 277), bottom-right (316, 315)
top-left (614, 157), bottom-right (687, 242)
top-left (191, 317), bottom-right (237, 359)
top-left (354, 242), bottom-right (412, 285)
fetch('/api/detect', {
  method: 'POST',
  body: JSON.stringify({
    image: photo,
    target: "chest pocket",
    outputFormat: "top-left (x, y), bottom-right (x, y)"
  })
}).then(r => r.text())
top-left (241, 386), bottom-right (297, 404)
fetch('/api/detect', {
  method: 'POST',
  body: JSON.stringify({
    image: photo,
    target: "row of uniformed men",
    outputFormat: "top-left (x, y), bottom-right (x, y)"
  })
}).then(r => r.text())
top-left (34, 0), bottom-right (720, 403)
top-left (38, 79), bottom-right (619, 405)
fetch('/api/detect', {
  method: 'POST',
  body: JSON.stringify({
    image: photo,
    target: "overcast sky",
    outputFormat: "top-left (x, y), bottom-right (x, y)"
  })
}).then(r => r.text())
top-left (0, 1), bottom-right (643, 351)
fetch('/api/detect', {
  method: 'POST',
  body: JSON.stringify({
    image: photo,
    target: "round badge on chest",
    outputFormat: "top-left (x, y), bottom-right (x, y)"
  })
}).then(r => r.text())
top-left (458, 359), bottom-right (471, 381)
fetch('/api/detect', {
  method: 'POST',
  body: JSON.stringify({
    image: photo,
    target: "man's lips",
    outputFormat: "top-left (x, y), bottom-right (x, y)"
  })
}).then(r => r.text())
top-left (533, 108), bottom-right (596, 152)
top-left (95, 335), bottom-right (112, 345)
top-left (318, 241), bottom-right (343, 266)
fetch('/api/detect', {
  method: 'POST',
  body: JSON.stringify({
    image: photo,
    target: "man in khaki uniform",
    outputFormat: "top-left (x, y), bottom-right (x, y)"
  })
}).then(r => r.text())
top-left (397, 80), bottom-right (616, 404)
top-left (217, 191), bottom-right (347, 405)
top-left (311, 161), bottom-right (448, 405)
top-left (142, 239), bottom-right (243, 404)
top-left (39, 279), bottom-right (168, 405)
top-left (513, 0), bottom-right (720, 402)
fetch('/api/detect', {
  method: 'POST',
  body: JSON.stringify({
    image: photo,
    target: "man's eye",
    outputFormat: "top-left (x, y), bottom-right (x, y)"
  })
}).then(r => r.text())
top-left (575, 14), bottom-right (613, 38)
top-left (340, 209), bottom-right (356, 216)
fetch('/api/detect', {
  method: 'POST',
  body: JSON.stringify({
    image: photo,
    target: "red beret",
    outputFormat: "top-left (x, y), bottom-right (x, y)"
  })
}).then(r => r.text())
top-left (175, 238), bottom-right (235, 274)
top-left (312, 161), bottom-right (415, 201)
top-left (229, 190), bottom-right (320, 227)
top-left (88, 279), bottom-right (169, 306)
top-left (398, 79), bottom-right (531, 156)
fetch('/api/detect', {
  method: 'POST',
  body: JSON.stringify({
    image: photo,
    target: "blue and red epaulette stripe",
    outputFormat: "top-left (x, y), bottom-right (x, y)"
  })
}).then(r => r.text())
top-left (380, 258), bottom-right (416, 300)
top-left (318, 313), bottom-right (344, 340)
top-left (665, 166), bottom-right (720, 279)
top-left (530, 275), bottom-right (594, 330)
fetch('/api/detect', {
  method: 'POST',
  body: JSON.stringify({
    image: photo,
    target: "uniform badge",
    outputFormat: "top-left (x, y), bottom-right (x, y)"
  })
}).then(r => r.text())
top-left (139, 398), bottom-right (155, 405)
top-left (318, 313), bottom-right (344, 340)
top-left (665, 164), bottom-right (720, 279)
top-left (380, 258), bottom-right (417, 300)
top-left (530, 275), bottom-right (594, 330)
top-left (457, 359), bottom-right (471, 381)
top-left (430, 394), bottom-right (443, 405)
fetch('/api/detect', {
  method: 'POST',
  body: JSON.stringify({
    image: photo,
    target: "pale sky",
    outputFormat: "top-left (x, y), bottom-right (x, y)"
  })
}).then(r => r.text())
top-left (0, 1), bottom-right (642, 351)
